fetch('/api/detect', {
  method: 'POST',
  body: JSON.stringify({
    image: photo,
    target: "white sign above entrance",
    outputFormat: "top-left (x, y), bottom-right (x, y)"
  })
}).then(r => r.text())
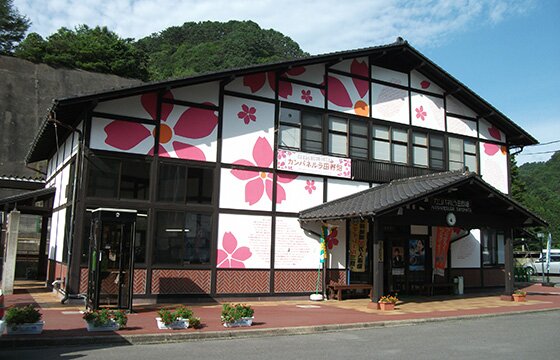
top-left (277, 150), bottom-right (351, 178)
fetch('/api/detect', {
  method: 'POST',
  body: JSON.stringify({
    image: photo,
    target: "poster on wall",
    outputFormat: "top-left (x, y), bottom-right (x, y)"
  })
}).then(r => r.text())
top-left (349, 220), bottom-right (368, 272)
top-left (408, 239), bottom-right (425, 271)
top-left (274, 217), bottom-right (320, 269)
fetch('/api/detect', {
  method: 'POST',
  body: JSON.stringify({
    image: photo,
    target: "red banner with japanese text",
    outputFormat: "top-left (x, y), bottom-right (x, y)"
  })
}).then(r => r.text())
top-left (433, 227), bottom-right (455, 277)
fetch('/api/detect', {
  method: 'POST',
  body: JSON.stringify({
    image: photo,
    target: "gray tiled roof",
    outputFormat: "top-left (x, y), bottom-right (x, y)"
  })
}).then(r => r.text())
top-left (299, 170), bottom-right (518, 222)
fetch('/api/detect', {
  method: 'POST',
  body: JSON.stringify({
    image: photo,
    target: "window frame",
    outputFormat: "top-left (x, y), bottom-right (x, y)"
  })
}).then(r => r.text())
top-left (279, 106), bottom-right (324, 154)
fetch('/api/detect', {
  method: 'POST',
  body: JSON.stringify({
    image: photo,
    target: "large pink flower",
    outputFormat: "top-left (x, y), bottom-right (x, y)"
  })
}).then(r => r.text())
top-left (305, 180), bottom-right (316, 194)
top-left (237, 104), bottom-right (257, 124)
top-left (231, 138), bottom-right (296, 205)
top-left (104, 91), bottom-right (218, 161)
top-left (217, 232), bottom-right (252, 268)
top-left (243, 67), bottom-right (306, 99)
top-left (321, 59), bottom-right (369, 116)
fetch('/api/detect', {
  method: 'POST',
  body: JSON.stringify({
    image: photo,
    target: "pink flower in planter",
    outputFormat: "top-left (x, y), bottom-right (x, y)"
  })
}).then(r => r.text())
top-left (237, 104), bottom-right (257, 124)
top-left (103, 91), bottom-right (217, 161)
top-left (217, 232), bottom-right (252, 268)
top-left (301, 89), bottom-right (313, 103)
top-left (305, 180), bottom-right (316, 194)
top-left (326, 227), bottom-right (339, 250)
top-left (231, 137), bottom-right (296, 205)
top-left (415, 106), bottom-right (427, 121)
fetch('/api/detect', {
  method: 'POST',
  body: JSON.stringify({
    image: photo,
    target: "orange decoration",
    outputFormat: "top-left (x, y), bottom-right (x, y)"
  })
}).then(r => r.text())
top-left (354, 100), bottom-right (369, 116)
top-left (155, 124), bottom-right (173, 144)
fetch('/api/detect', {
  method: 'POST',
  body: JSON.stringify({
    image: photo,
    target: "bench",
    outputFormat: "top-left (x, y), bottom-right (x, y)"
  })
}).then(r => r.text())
top-left (422, 283), bottom-right (454, 296)
top-left (327, 284), bottom-right (372, 301)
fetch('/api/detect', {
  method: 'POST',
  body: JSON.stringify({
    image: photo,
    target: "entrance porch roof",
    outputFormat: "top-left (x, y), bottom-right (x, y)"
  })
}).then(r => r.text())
top-left (298, 170), bottom-right (547, 229)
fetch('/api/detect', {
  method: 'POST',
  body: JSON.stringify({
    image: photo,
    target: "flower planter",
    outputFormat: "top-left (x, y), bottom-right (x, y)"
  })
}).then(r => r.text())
top-left (5, 321), bottom-right (45, 335)
top-left (156, 317), bottom-right (189, 330)
top-left (85, 320), bottom-right (121, 332)
top-left (223, 317), bottom-right (254, 328)
top-left (378, 302), bottom-right (396, 311)
top-left (512, 294), bottom-right (526, 302)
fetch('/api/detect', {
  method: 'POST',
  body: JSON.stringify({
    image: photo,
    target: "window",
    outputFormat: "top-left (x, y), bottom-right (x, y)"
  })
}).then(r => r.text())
top-left (349, 121), bottom-right (368, 159)
top-left (413, 132), bottom-right (445, 169)
top-left (482, 229), bottom-right (505, 266)
top-left (153, 211), bottom-right (212, 265)
top-left (448, 137), bottom-right (477, 172)
top-left (391, 128), bottom-right (408, 164)
top-left (87, 156), bottom-right (150, 200)
top-left (328, 116), bottom-right (348, 156)
top-left (372, 125), bottom-right (408, 164)
top-left (157, 163), bottom-right (213, 204)
top-left (279, 107), bottom-right (323, 153)
top-left (412, 132), bottom-right (428, 167)
top-left (430, 134), bottom-right (445, 170)
top-left (372, 125), bottom-right (390, 161)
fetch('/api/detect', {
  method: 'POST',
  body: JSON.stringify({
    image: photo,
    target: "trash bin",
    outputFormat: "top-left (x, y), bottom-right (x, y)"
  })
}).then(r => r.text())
top-left (453, 276), bottom-right (464, 295)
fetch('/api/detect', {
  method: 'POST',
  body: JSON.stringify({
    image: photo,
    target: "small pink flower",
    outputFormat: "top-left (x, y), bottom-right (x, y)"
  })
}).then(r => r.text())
top-left (305, 180), bottom-right (316, 194)
top-left (301, 89), bottom-right (313, 103)
top-left (217, 232), bottom-right (252, 268)
top-left (415, 106), bottom-right (427, 121)
top-left (326, 228), bottom-right (339, 250)
top-left (237, 104), bottom-right (257, 124)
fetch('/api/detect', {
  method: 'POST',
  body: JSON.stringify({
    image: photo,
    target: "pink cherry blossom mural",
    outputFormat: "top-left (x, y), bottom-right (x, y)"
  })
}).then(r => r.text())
top-left (237, 104), bottom-right (257, 124)
top-left (326, 227), bottom-right (339, 250)
top-left (102, 91), bottom-right (217, 161)
top-left (322, 59), bottom-right (369, 116)
top-left (487, 126), bottom-right (502, 141)
top-left (483, 143), bottom-right (507, 156)
top-left (305, 180), bottom-right (316, 194)
top-left (231, 137), bottom-right (295, 205)
top-left (415, 106), bottom-right (427, 121)
top-left (243, 67), bottom-right (306, 99)
top-left (217, 232), bottom-right (252, 268)
top-left (301, 89), bottom-right (313, 103)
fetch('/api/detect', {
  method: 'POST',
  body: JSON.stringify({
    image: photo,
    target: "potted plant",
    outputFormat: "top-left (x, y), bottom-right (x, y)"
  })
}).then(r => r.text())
top-left (82, 308), bottom-right (128, 331)
top-left (4, 305), bottom-right (44, 335)
top-left (221, 303), bottom-right (254, 327)
top-left (156, 305), bottom-right (196, 330)
top-left (378, 294), bottom-right (399, 311)
top-left (512, 289), bottom-right (527, 302)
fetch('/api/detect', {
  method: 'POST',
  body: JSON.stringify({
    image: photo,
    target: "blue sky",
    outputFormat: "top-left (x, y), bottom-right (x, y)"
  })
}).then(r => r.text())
top-left (13, 0), bottom-right (560, 164)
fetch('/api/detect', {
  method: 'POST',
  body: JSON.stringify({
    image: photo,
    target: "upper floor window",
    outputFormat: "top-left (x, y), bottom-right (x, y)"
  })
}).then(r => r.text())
top-left (158, 163), bottom-right (213, 204)
top-left (413, 132), bottom-right (445, 169)
top-left (448, 137), bottom-right (477, 172)
top-left (372, 125), bottom-right (408, 164)
top-left (279, 107), bottom-right (323, 153)
top-left (87, 156), bottom-right (150, 200)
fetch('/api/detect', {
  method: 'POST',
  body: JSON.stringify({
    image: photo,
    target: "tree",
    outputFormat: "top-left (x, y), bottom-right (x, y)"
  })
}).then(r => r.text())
top-left (136, 20), bottom-right (308, 80)
top-left (0, 0), bottom-right (30, 54)
top-left (15, 25), bottom-right (149, 80)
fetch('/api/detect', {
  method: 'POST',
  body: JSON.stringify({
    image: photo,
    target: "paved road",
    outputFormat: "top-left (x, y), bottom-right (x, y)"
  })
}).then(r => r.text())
top-left (2, 311), bottom-right (559, 359)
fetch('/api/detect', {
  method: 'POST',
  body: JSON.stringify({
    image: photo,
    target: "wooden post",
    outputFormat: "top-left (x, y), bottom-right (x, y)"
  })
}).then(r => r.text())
top-left (372, 218), bottom-right (384, 303)
top-left (504, 228), bottom-right (514, 296)
top-left (2, 210), bottom-right (20, 295)
top-left (37, 215), bottom-right (49, 279)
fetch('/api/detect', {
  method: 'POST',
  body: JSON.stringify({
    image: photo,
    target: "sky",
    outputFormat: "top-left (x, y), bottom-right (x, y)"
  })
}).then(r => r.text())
top-left (12, 0), bottom-right (560, 164)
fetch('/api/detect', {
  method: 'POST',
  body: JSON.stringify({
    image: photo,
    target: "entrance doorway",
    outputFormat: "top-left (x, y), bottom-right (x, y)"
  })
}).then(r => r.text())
top-left (87, 208), bottom-right (136, 310)
top-left (388, 235), bottom-right (430, 294)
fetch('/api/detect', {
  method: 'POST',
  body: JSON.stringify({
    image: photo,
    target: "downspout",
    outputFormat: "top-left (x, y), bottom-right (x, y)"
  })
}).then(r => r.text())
top-left (48, 114), bottom-right (85, 304)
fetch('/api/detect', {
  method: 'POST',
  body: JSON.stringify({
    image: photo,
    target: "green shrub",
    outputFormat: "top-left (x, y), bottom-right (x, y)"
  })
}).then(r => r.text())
top-left (4, 305), bottom-right (42, 325)
top-left (220, 303), bottom-right (254, 323)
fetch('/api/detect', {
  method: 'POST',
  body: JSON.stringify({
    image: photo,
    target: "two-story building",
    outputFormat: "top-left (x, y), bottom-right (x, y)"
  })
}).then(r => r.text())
top-left (12, 38), bottom-right (545, 307)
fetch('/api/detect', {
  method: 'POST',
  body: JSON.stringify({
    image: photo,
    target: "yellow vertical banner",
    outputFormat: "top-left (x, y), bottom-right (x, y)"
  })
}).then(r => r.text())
top-left (349, 220), bottom-right (368, 272)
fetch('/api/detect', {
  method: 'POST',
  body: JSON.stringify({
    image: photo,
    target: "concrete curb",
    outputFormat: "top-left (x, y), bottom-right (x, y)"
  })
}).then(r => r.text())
top-left (1, 307), bottom-right (559, 349)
